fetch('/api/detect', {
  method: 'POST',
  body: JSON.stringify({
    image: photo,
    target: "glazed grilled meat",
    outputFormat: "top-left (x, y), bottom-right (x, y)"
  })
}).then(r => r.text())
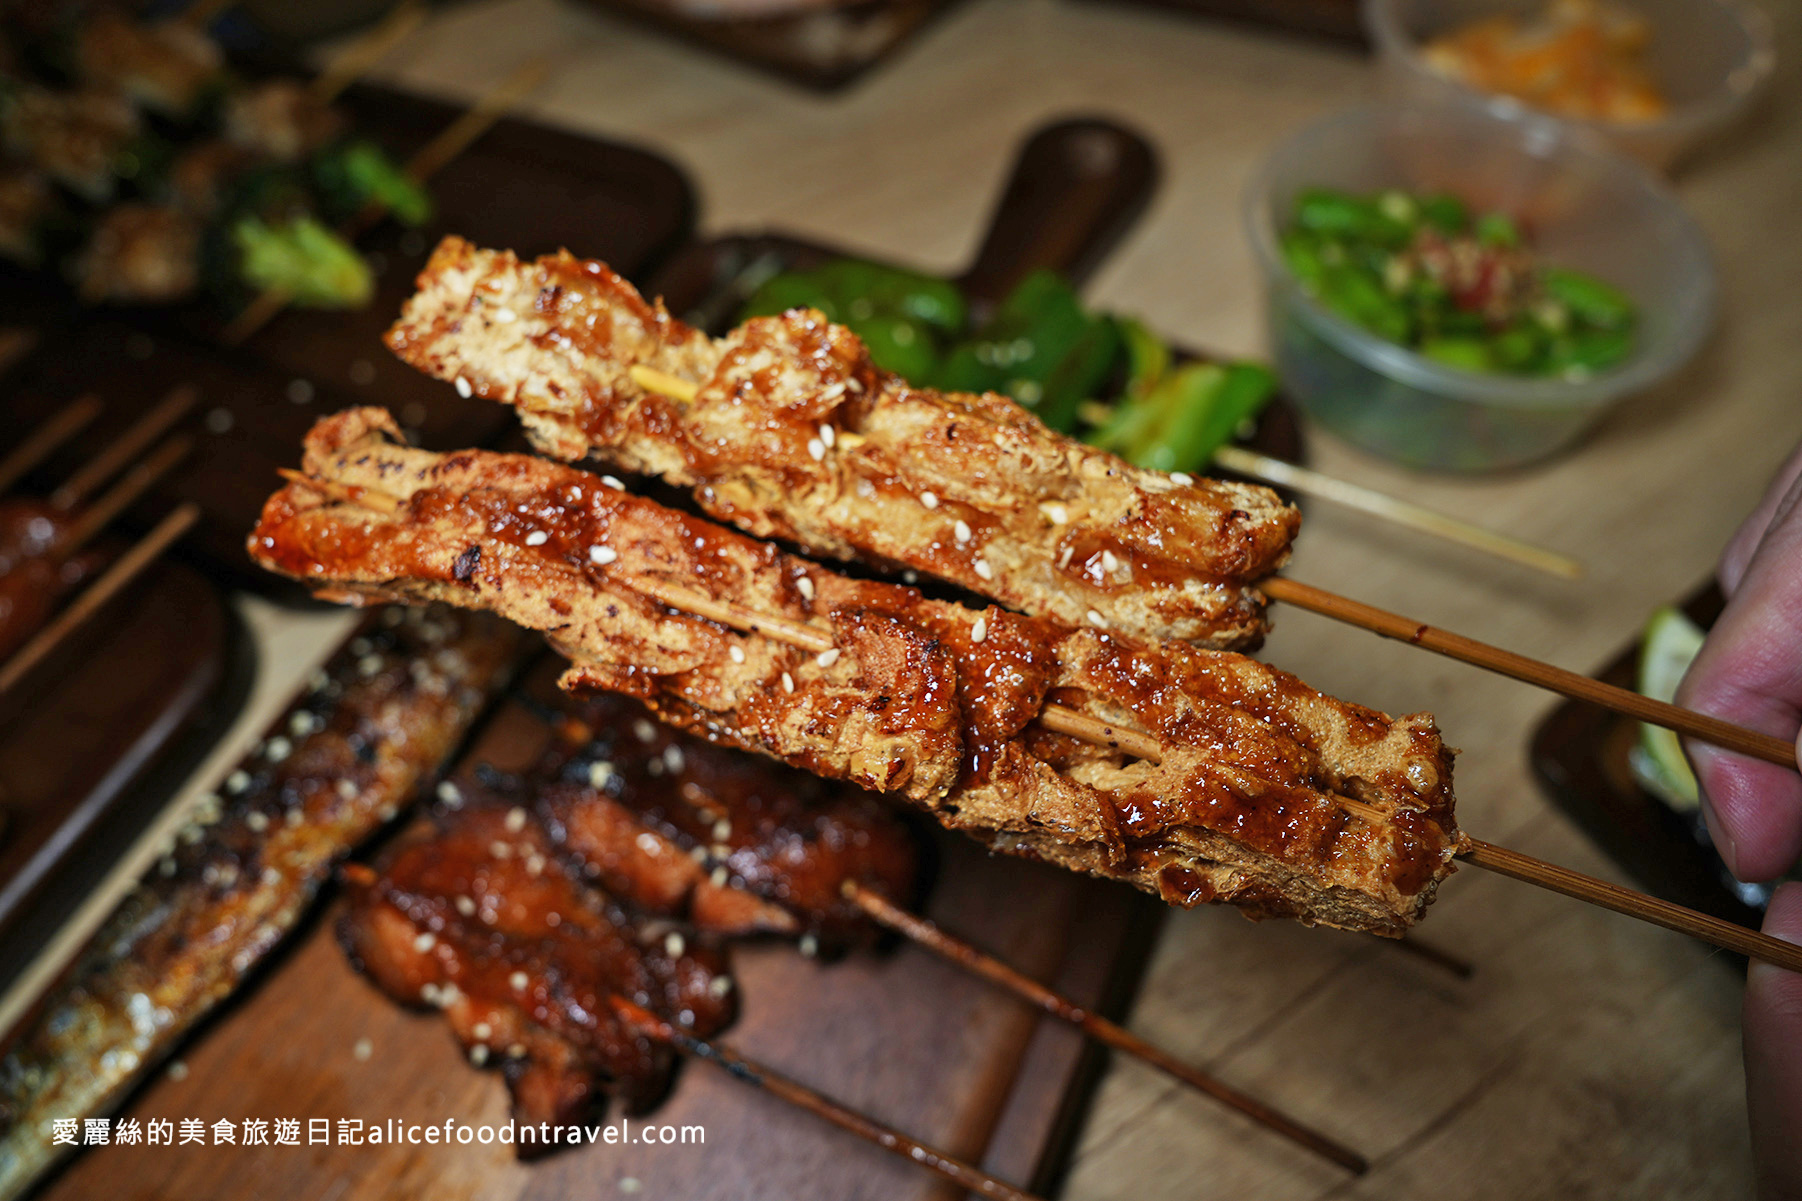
top-left (251, 409), bottom-right (1463, 935)
top-left (338, 787), bottom-right (737, 1151)
top-left (0, 499), bottom-right (103, 661)
top-left (534, 693), bottom-right (922, 949)
top-left (385, 237), bottom-right (1299, 650)
top-left (0, 607), bottom-right (525, 1201)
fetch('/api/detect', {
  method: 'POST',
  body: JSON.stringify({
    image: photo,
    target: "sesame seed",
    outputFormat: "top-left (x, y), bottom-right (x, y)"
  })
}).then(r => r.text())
top-left (265, 736), bottom-right (292, 763)
top-left (290, 710), bottom-right (319, 737)
top-left (1170, 472), bottom-right (1194, 485)
top-left (664, 745), bottom-right (685, 773)
top-left (816, 648), bottom-right (840, 668)
top-left (635, 832), bottom-right (661, 854)
top-left (469, 1044), bottom-right (489, 1066)
top-left (167, 1061), bottom-right (188, 1082)
top-left (436, 983), bottom-right (461, 1008)
top-left (589, 760), bottom-right (616, 789)
top-left (455, 896), bottom-right (476, 916)
top-left (902, 570), bottom-right (918, 584)
top-left (358, 654), bottom-right (383, 678)
top-left (490, 841), bottom-right (512, 859)
top-left (664, 932), bottom-right (685, 958)
top-left (505, 807), bottom-right (528, 833)
top-left (690, 845), bottom-right (709, 863)
top-left (526, 854), bottom-right (545, 876)
top-left (350, 637), bottom-right (372, 656)
top-left (728, 645), bottom-right (746, 664)
top-left (509, 971), bottom-right (529, 992)
top-left (602, 475), bottom-right (625, 491)
top-left (797, 576), bottom-right (815, 602)
top-left (286, 808), bottom-right (305, 827)
top-left (973, 558), bottom-right (993, 581)
top-left (798, 934), bottom-right (820, 958)
top-left (472, 1022), bottom-right (492, 1041)
top-left (589, 545), bottom-right (617, 566)
top-left (781, 672), bottom-right (794, 694)
top-left (708, 975), bottom-right (734, 998)
top-left (1042, 502), bottom-right (1068, 525)
top-left (954, 520), bottom-right (972, 544)
top-left (634, 719), bottom-right (657, 742)
top-left (819, 423), bottom-right (835, 447)
top-left (453, 376), bottom-right (473, 399)
top-left (710, 865), bottom-right (728, 887)
top-left (1101, 550), bottom-right (1118, 574)
top-left (507, 1043), bottom-right (526, 1058)
top-left (1059, 545), bottom-right (1075, 569)
top-left (246, 811), bottom-right (269, 832)
top-left (262, 867), bottom-right (282, 885)
top-left (972, 617), bottom-right (987, 643)
top-left (1087, 610), bottom-right (1107, 628)
top-left (494, 307), bottom-right (517, 323)
top-left (524, 530), bottom-right (548, 547)
top-left (920, 491), bottom-right (938, 509)
top-left (413, 932), bottom-right (437, 953)
top-left (436, 781), bottom-right (462, 807)
top-left (713, 818), bottom-right (732, 841)
top-left (807, 438), bottom-right (825, 461)
top-left (225, 770), bottom-right (251, 795)
top-left (353, 1038), bottom-right (372, 1061)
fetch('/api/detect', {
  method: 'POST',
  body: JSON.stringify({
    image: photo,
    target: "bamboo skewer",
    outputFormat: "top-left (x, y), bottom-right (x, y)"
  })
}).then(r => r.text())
top-left (291, 466), bottom-right (1802, 971)
top-left (1211, 445), bottom-right (1583, 579)
top-left (0, 505), bottom-right (200, 696)
top-left (310, 0), bottom-right (429, 104)
top-left (0, 397), bottom-right (103, 496)
top-left (221, 55), bottom-right (557, 347)
top-left (610, 999), bottom-right (1042, 1201)
top-left (844, 883), bottom-right (1369, 1173)
top-left (59, 437), bottom-right (192, 557)
top-left (1260, 577), bottom-right (1797, 770)
top-left (49, 386), bottom-right (196, 509)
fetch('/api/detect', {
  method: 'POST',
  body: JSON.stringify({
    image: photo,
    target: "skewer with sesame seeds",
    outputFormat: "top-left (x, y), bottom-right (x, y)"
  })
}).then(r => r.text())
top-left (251, 409), bottom-right (1802, 974)
top-left (0, 606), bottom-right (528, 1201)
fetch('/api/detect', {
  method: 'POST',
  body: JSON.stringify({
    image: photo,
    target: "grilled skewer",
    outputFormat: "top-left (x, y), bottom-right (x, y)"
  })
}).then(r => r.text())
top-left (252, 408), bottom-right (1465, 937)
top-left (0, 607), bottom-right (527, 1201)
top-left (387, 241), bottom-right (1790, 769)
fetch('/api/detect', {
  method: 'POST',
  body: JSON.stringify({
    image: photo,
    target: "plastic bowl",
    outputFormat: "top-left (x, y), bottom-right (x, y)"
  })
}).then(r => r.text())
top-left (1244, 103), bottom-right (1714, 472)
top-left (1364, 0), bottom-right (1775, 173)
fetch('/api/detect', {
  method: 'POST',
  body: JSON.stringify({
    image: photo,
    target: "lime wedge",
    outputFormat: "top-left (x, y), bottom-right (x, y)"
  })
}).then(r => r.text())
top-left (1632, 606), bottom-right (1705, 810)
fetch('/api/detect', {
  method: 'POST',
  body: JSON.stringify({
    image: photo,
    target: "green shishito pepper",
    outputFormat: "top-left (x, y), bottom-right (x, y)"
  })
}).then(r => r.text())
top-left (311, 140), bottom-right (433, 228)
top-left (232, 214), bottom-right (372, 308)
top-left (741, 260), bottom-right (1271, 471)
top-left (1281, 185), bottom-right (1638, 379)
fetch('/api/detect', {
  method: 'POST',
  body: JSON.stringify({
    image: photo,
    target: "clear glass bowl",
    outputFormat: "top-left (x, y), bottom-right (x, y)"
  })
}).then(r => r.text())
top-left (1364, 0), bottom-right (1776, 172)
top-left (1244, 103), bottom-right (1715, 472)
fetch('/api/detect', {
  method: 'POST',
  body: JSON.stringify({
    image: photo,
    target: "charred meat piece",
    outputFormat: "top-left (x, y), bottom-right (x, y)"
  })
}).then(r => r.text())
top-left (338, 787), bottom-right (736, 1151)
top-left (386, 237), bottom-right (1299, 650)
top-left (250, 410), bottom-right (1464, 936)
top-left (0, 607), bottom-right (526, 1201)
top-left (71, 10), bottom-right (223, 117)
top-left (0, 86), bottom-right (139, 203)
top-left (71, 202), bottom-right (200, 303)
top-left (535, 693), bottom-right (921, 949)
top-left (0, 498), bottom-right (103, 661)
top-left (223, 79), bottom-right (342, 163)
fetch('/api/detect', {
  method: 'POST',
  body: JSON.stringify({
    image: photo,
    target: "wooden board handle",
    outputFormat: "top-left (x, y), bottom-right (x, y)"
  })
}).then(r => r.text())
top-left (957, 117), bottom-right (1158, 309)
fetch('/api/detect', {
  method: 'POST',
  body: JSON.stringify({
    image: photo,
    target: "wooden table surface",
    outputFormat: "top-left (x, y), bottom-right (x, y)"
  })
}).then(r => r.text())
top-left (24, 0), bottom-right (1800, 1196)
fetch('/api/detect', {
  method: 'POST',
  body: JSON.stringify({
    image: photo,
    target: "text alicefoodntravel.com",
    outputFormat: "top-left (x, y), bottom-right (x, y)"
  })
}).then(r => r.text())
top-left (49, 1116), bottom-right (705, 1150)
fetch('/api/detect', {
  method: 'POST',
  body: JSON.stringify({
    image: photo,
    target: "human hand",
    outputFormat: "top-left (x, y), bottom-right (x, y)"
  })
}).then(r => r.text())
top-left (1674, 440), bottom-right (1802, 882)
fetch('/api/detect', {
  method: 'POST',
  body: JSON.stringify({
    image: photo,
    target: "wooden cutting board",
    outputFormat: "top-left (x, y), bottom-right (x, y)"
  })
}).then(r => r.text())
top-left (30, 654), bottom-right (1160, 1201)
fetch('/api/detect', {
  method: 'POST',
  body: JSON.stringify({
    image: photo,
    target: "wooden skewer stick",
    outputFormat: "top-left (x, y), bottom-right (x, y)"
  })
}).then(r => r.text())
top-left (310, 0), bottom-right (428, 104)
top-left (610, 999), bottom-right (1042, 1201)
top-left (843, 883), bottom-right (1368, 1174)
top-left (0, 396), bottom-right (103, 496)
top-left (49, 386), bottom-right (196, 509)
top-left (0, 505), bottom-right (199, 696)
top-left (222, 55), bottom-right (559, 347)
top-left (1211, 445), bottom-right (1583, 580)
top-left (1261, 576), bottom-right (1797, 770)
top-left (292, 467), bottom-right (1802, 970)
top-left (59, 437), bottom-right (192, 557)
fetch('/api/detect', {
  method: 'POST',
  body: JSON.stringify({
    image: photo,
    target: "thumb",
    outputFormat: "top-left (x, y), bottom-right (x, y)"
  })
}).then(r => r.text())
top-left (1746, 882), bottom-right (1802, 1200)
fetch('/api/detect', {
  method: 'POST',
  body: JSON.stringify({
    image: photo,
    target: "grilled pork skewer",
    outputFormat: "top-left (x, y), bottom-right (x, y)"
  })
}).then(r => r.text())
top-left (385, 237), bottom-right (1298, 650)
top-left (0, 607), bottom-right (526, 1201)
top-left (532, 693), bottom-right (922, 950)
top-left (251, 408), bottom-right (1463, 936)
top-left (339, 789), bottom-right (738, 1149)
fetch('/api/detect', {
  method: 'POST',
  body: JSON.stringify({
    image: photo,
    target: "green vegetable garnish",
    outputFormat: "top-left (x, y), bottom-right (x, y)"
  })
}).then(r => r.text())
top-left (232, 215), bottom-right (372, 308)
top-left (311, 140), bottom-right (433, 227)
